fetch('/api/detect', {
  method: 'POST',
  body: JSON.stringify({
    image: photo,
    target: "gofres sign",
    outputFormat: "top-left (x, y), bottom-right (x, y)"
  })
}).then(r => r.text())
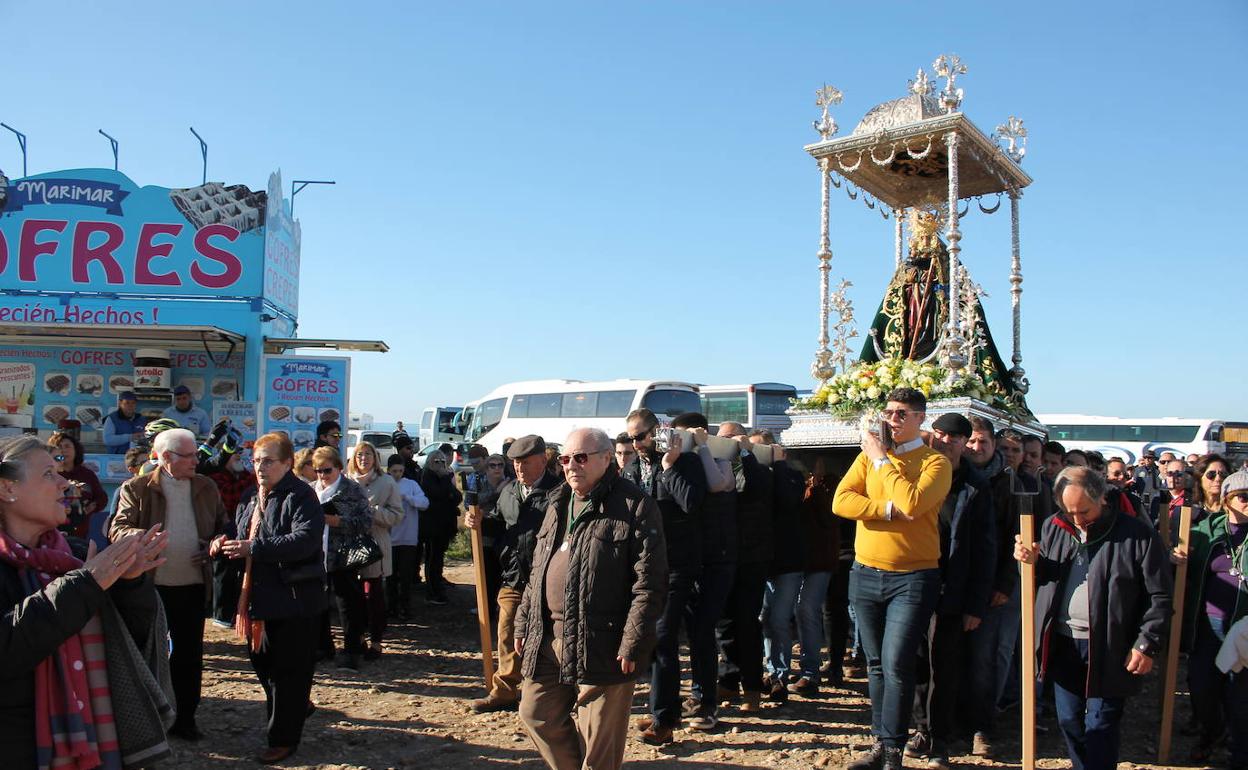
top-left (0, 168), bottom-right (284, 300)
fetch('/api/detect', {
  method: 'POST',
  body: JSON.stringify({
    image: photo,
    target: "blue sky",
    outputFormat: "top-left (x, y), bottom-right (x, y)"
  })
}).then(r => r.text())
top-left (4, 1), bottom-right (1246, 422)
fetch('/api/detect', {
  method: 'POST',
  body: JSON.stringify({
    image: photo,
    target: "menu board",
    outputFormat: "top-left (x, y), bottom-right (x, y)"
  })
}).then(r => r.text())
top-left (212, 400), bottom-right (259, 443)
top-left (259, 355), bottom-right (349, 457)
top-left (0, 343), bottom-right (245, 436)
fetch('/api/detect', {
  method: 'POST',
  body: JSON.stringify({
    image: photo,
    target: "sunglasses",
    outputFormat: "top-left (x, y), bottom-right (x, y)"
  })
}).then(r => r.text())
top-left (629, 429), bottom-right (652, 441)
top-left (558, 450), bottom-right (604, 466)
top-left (1206, 470), bottom-right (1230, 480)
top-left (326, 432), bottom-right (342, 440)
top-left (314, 467), bottom-right (335, 475)
top-left (881, 409), bottom-right (913, 420)
top-left (1166, 471), bottom-right (1186, 477)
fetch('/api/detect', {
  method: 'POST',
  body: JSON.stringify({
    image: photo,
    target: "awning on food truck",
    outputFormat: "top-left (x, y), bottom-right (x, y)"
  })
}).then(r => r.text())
top-left (0, 322), bottom-right (244, 351)
top-left (262, 337), bottom-right (389, 354)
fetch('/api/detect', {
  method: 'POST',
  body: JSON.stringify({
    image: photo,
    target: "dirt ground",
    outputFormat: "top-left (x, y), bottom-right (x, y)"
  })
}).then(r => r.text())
top-left (178, 561), bottom-right (1208, 769)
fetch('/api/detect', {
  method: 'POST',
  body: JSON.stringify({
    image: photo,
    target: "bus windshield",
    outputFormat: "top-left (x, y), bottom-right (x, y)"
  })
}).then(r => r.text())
top-left (467, 398), bottom-right (507, 441)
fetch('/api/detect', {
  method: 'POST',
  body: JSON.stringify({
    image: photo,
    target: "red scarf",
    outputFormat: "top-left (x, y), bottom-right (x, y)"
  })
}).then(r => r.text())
top-left (0, 529), bottom-right (120, 770)
top-left (235, 489), bottom-right (266, 653)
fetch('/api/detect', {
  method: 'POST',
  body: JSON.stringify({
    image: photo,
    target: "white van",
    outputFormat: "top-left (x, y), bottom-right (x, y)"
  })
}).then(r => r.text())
top-left (699, 382), bottom-right (798, 435)
top-left (455, 379), bottom-right (701, 455)
top-left (419, 406), bottom-right (463, 449)
top-left (346, 429), bottom-right (398, 462)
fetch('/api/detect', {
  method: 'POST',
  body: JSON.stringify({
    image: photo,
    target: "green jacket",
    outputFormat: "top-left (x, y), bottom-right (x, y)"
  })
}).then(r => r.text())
top-left (1182, 510), bottom-right (1248, 652)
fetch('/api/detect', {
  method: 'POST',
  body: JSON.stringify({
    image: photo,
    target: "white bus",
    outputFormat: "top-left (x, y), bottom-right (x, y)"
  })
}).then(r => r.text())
top-left (454, 379), bottom-right (702, 455)
top-left (699, 382), bottom-right (798, 435)
top-left (1037, 414), bottom-right (1248, 464)
top-left (419, 406), bottom-right (462, 449)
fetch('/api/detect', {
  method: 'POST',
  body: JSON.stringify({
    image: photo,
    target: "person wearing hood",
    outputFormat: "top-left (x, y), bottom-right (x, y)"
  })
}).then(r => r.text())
top-left (1014, 466), bottom-right (1171, 770)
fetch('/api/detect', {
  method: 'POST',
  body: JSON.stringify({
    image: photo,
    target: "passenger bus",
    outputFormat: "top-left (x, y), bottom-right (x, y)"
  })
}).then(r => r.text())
top-left (699, 382), bottom-right (798, 435)
top-left (1036, 414), bottom-right (1248, 465)
top-left (453, 379), bottom-right (701, 455)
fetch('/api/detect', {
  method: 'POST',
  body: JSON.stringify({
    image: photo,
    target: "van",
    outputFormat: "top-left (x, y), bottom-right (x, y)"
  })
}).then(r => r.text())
top-left (699, 382), bottom-right (798, 435)
top-left (346, 429), bottom-right (398, 462)
top-left (419, 406), bottom-right (463, 449)
top-left (454, 379), bottom-right (701, 455)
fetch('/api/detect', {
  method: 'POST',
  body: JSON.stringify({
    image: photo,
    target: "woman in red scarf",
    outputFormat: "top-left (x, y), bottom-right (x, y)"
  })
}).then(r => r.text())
top-left (0, 435), bottom-right (169, 770)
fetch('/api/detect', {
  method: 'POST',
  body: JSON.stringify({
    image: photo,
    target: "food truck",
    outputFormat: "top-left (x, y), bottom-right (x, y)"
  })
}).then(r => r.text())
top-left (0, 165), bottom-right (385, 490)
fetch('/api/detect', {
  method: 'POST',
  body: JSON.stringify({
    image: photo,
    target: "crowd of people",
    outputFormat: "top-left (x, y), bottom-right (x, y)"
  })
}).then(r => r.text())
top-left (1, 387), bottom-right (1246, 770)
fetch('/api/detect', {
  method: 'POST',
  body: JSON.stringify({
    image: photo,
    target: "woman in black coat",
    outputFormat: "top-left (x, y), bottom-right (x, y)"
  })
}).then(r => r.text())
top-left (0, 435), bottom-right (169, 769)
top-left (419, 451), bottom-right (463, 605)
top-left (212, 432), bottom-right (326, 764)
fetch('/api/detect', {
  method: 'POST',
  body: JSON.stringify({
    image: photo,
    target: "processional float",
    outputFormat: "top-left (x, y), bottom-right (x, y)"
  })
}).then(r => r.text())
top-left (780, 56), bottom-right (1043, 770)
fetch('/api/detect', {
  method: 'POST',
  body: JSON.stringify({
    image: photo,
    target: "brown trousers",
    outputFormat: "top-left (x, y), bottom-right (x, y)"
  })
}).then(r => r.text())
top-left (519, 636), bottom-right (634, 770)
top-left (490, 586), bottom-right (524, 702)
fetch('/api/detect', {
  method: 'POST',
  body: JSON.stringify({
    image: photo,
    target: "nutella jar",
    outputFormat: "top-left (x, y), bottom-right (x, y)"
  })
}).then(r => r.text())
top-left (133, 348), bottom-right (171, 393)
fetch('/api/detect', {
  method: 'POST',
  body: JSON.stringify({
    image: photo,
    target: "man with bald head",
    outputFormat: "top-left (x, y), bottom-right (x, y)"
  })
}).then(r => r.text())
top-left (515, 428), bottom-right (668, 770)
top-left (1014, 466), bottom-right (1171, 770)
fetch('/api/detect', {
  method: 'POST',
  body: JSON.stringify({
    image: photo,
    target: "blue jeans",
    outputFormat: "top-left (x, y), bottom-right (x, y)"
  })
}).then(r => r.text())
top-left (849, 563), bottom-right (942, 749)
top-left (649, 569), bottom-right (697, 727)
top-left (763, 572), bottom-right (802, 683)
top-left (797, 571), bottom-right (832, 679)
top-left (686, 561), bottom-right (736, 708)
top-left (966, 582), bottom-right (1021, 732)
top-left (1049, 634), bottom-right (1125, 770)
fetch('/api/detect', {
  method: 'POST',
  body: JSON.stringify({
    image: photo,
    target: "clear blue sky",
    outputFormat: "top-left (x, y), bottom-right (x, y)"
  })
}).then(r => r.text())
top-left (4, 2), bottom-right (1246, 422)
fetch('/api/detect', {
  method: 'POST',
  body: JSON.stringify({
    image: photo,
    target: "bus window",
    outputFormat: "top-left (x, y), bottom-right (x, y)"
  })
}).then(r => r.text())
top-left (509, 395), bottom-right (530, 418)
top-left (642, 389), bottom-right (701, 419)
top-left (437, 409), bottom-right (457, 434)
top-left (755, 390), bottom-right (796, 415)
top-left (1155, 425), bottom-right (1200, 443)
top-left (421, 411), bottom-right (433, 429)
top-left (468, 399), bottom-right (506, 441)
top-left (702, 392), bottom-right (748, 425)
top-left (596, 390), bottom-right (636, 417)
top-left (562, 392), bottom-right (598, 418)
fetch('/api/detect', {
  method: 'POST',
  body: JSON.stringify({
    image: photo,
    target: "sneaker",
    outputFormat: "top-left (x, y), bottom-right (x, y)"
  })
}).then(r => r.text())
top-left (787, 675), bottom-right (819, 698)
top-left (972, 731), bottom-right (993, 758)
top-left (846, 741), bottom-right (885, 770)
top-left (210, 618), bottom-right (233, 629)
top-left (681, 697), bottom-right (702, 718)
top-left (882, 746), bottom-right (904, 770)
top-left (905, 730), bottom-right (932, 758)
top-left (687, 710), bottom-right (718, 731)
top-left (334, 652), bottom-right (360, 672)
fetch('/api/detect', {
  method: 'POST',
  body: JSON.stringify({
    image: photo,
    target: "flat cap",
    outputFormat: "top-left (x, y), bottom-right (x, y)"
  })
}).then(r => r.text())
top-left (507, 434), bottom-right (546, 460)
top-left (931, 412), bottom-right (973, 438)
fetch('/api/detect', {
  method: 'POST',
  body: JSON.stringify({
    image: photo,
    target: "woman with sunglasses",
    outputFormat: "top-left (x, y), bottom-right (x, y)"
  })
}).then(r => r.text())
top-left (1192, 454), bottom-right (1232, 518)
top-left (0, 435), bottom-right (171, 769)
top-left (347, 442), bottom-right (404, 660)
top-left (1174, 466), bottom-right (1248, 765)
top-left (310, 446), bottom-right (374, 671)
top-left (419, 451), bottom-right (463, 606)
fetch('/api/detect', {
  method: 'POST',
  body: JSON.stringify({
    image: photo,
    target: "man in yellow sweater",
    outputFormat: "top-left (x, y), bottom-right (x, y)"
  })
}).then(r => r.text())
top-left (834, 387), bottom-right (953, 770)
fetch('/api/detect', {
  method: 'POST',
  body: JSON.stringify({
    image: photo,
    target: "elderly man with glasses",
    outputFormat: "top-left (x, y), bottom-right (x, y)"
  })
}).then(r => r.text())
top-left (514, 427), bottom-right (667, 770)
top-left (111, 427), bottom-right (227, 741)
top-left (833, 388), bottom-right (952, 770)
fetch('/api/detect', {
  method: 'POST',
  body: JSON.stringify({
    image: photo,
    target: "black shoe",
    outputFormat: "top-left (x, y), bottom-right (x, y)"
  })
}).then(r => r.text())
top-left (427, 594), bottom-right (448, 606)
top-left (767, 678), bottom-right (788, 704)
top-left (905, 730), bottom-right (932, 758)
top-left (334, 652), bottom-right (360, 672)
top-left (926, 741), bottom-right (950, 769)
top-left (169, 722), bottom-right (204, 741)
top-left (882, 746), bottom-right (904, 770)
top-left (846, 741), bottom-right (885, 770)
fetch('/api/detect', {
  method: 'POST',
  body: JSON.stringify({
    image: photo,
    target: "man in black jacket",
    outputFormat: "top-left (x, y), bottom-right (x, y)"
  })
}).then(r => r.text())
top-left (1014, 466), bottom-right (1172, 770)
top-left (466, 435), bottom-right (560, 712)
top-left (907, 413), bottom-right (996, 769)
top-left (622, 407), bottom-right (707, 745)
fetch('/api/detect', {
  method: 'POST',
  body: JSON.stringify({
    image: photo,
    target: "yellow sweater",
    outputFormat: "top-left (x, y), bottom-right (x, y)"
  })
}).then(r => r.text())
top-left (833, 445), bottom-right (952, 572)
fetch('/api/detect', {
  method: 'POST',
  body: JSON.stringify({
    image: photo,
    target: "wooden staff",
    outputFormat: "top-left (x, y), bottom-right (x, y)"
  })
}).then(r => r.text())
top-left (1157, 504), bottom-right (1193, 764)
top-left (467, 502), bottom-right (496, 687)
top-left (1019, 509), bottom-right (1037, 770)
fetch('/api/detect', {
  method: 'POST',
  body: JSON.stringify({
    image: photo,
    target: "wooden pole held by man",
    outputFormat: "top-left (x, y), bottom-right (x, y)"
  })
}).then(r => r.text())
top-left (1157, 504), bottom-right (1193, 764)
top-left (467, 502), bottom-right (496, 686)
top-left (1019, 510), bottom-right (1037, 770)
